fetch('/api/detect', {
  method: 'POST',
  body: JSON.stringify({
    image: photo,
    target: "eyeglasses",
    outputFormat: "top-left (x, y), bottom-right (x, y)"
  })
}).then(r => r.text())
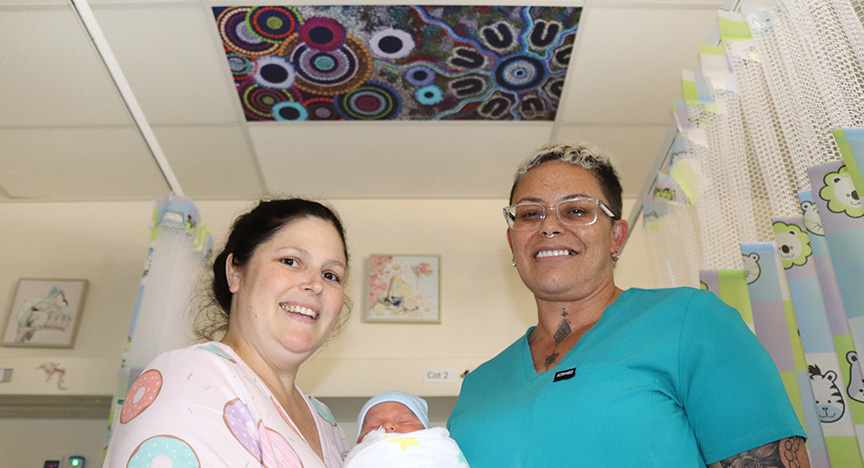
top-left (503, 197), bottom-right (617, 231)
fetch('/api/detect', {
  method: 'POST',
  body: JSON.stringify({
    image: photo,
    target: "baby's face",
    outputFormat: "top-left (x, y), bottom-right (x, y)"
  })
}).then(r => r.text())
top-left (358, 401), bottom-right (425, 442)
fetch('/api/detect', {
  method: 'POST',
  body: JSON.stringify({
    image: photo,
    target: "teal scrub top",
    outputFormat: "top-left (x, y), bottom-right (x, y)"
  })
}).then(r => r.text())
top-left (448, 288), bottom-right (804, 467)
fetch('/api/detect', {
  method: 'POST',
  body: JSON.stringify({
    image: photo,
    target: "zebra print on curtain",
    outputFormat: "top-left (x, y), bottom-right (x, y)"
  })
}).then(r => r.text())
top-left (639, 0), bottom-right (864, 463)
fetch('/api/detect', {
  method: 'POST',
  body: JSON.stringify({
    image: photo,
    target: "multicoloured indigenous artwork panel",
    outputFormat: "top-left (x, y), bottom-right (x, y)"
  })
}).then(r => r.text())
top-left (212, 5), bottom-right (582, 121)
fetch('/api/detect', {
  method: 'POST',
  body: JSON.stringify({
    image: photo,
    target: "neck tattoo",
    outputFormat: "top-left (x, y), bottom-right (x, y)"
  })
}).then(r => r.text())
top-left (553, 318), bottom-right (572, 345)
top-left (544, 308), bottom-right (573, 370)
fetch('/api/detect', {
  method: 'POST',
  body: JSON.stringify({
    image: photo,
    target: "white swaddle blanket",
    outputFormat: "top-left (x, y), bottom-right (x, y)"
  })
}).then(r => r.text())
top-left (344, 427), bottom-right (470, 468)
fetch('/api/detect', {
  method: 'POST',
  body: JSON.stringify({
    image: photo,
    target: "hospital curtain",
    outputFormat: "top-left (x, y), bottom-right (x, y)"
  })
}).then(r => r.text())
top-left (104, 196), bottom-right (213, 451)
top-left (640, 0), bottom-right (864, 465)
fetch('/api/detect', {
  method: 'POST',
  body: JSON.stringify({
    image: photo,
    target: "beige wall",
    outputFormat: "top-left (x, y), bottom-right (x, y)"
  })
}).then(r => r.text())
top-left (301, 198), bottom-right (655, 397)
top-left (0, 198), bottom-right (655, 465)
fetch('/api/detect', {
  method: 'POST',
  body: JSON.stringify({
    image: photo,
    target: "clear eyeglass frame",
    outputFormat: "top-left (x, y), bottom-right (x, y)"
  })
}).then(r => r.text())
top-left (502, 196), bottom-right (618, 230)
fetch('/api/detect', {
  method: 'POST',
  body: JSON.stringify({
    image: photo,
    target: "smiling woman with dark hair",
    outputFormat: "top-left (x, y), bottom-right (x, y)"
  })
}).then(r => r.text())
top-left (448, 143), bottom-right (809, 468)
top-left (105, 198), bottom-right (352, 467)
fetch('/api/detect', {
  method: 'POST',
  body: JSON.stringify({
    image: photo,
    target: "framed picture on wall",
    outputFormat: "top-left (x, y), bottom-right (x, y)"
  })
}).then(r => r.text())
top-left (1, 278), bottom-right (88, 348)
top-left (365, 255), bottom-right (440, 323)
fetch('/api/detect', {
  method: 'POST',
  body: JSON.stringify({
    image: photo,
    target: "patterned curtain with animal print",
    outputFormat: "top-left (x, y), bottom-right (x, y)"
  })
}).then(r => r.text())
top-left (639, 0), bottom-right (864, 466)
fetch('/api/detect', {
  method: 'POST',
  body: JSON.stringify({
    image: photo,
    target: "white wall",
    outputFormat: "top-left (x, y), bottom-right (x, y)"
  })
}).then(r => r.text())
top-left (0, 418), bottom-right (109, 467)
top-left (300, 198), bottom-right (655, 397)
top-left (0, 198), bottom-right (654, 466)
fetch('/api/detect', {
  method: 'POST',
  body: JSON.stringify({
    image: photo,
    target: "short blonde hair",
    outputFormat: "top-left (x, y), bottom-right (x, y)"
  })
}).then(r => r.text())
top-left (509, 142), bottom-right (623, 219)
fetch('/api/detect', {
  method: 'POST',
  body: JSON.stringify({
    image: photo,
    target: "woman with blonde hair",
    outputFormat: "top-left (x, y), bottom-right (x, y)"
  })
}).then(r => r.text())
top-left (448, 143), bottom-right (808, 468)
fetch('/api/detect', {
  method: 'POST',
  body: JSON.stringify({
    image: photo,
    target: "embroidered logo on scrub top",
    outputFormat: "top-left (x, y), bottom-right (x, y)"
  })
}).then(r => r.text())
top-left (553, 367), bottom-right (577, 382)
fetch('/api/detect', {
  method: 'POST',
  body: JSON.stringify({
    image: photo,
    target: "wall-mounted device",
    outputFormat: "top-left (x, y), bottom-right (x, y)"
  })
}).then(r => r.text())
top-left (68, 456), bottom-right (85, 468)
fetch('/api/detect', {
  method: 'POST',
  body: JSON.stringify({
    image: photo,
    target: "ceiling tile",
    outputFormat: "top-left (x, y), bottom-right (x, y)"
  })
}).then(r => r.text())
top-left (1, 1), bottom-right (732, 202)
top-left (557, 5), bottom-right (721, 125)
top-left (89, 0), bottom-right (196, 4)
top-left (210, 5), bottom-right (580, 122)
top-left (91, 4), bottom-right (240, 125)
top-left (0, 1), bottom-right (66, 6)
top-left (590, 0), bottom-right (722, 5)
top-left (249, 123), bottom-right (555, 198)
top-left (0, 7), bottom-right (135, 126)
top-left (0, 127), bottom-right (169, 200)
top-left (152, 125), bottom-right (266, 199)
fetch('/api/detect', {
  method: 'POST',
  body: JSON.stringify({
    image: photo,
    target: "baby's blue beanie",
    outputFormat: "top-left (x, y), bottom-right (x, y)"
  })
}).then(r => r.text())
top-left (356, 391), bottom-right (429, 440)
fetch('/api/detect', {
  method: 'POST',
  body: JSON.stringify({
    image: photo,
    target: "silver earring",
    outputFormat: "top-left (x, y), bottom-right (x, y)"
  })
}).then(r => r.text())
top-left (512, 258), bottom-right (516, 267)
top-left (611, 252), bottom-right (620, 262)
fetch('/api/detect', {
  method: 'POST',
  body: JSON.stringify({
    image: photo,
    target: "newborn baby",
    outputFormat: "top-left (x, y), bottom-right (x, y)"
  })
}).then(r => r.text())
top-left (344, 391), bottom-right (470, 468)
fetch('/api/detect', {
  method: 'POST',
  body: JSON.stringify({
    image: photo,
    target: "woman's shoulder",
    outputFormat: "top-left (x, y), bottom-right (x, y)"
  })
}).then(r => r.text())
top-left (633, 286), bottom-right (733, 312)
top-left (619, 286), bottom-right (726, 313)
top-left (151, 340), bottom-right (237, 361)
top-left (143, 341), bottom-right (242, 377)
top-left (114, 343), bottom-right (248, 429)
top-left (624, 286), bottom-right (746, 331)
top-left (621, 286), bottom-right (708, 302)
top-left (615, 287), bottom-right (732, 325)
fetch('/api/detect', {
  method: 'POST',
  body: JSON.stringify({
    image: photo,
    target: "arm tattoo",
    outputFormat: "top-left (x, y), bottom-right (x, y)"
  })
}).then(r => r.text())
top-left (708, 436), bottom-right (810, 468)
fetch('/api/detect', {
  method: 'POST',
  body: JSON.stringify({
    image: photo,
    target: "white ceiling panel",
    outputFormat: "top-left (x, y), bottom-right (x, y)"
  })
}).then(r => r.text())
top-left (0, 1), bottom-right (65, 6)
top-left (0, 6), bottom-right (135, 127)
top-left (0, 127), bottom-right (168, 200)
top-left (557, 4), bottom-right (721, 125)
top-left (250, 123), bottom-right (555, 198)
top-left (553, 123), bottom-right (671, 197)
top-left (0, 1), bottom-right (741, 202)
top-left (591, 0), bottom-right (720, 5)
top-left (152, 125), bottom-right (265, 198)
top-left (91, 3), bottom-right (240, 125)
top-left (90, 0), bottom-right (196, 4)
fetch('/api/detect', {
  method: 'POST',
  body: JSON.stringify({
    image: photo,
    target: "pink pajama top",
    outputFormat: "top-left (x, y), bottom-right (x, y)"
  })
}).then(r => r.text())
top-left (104, 342), bottom-right (350, 468)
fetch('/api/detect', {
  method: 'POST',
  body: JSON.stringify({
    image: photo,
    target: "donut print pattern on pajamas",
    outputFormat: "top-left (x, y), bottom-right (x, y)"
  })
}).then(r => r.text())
top-left (120, 370), bottom-right (163, 424)
top-left (194, 343), bottom-right (236, 362)
top-left (271, 396), bottom-right (305, 442)
top-left (127, 435), bottom-right (199, 468)
top-left (260, 421), bottom-right (305, 468)
top-left (223, 397), bottom-right (262, 461)
top-left (309, 396), bottom-right (337, 426)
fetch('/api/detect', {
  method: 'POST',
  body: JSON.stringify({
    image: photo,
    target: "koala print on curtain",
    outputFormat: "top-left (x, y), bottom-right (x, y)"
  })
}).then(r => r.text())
top-left (773, 215), bottom-right (864, 462)
top-left (738, 242), bottom-right (835, 467)
top-left (637, 0), bottom-right (864, 461)
top-left (797, 190), bottom-right (864, 423)
top-left (807, 162), bottom-right (864, 361)
top-left (835, 129), bottom-right (864, 199)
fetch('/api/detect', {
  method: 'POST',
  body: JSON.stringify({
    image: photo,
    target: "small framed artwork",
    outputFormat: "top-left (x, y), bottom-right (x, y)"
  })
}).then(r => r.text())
top-left (366, 255), bottom-right (440, 323)
top-left (2, 278), bottom-right (88, 348)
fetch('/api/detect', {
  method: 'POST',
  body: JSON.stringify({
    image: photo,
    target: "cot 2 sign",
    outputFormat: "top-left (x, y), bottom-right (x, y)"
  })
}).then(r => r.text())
top-left (423, 368), bottom-right (459, 384)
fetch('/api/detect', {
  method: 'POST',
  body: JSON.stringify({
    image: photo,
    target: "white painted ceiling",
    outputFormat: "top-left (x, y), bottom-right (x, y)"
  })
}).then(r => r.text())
top-left (0, 0), bottom-right (726, 202)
